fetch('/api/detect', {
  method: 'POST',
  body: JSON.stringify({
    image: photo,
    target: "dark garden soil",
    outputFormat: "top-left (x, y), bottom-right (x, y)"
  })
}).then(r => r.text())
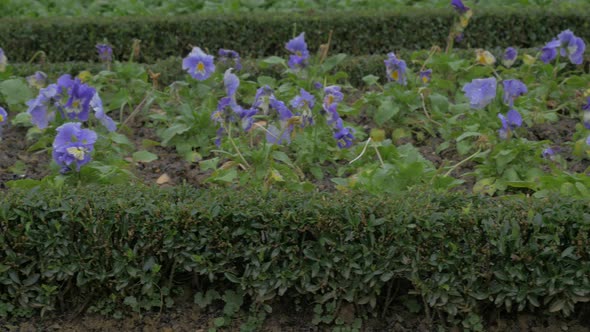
top-left (2, 114), bottom-right (589, 191)
top-left (2, 302), bottom-right (590, 331)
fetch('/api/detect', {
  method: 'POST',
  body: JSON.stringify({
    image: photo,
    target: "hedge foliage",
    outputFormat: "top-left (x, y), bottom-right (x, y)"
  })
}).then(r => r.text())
top-left (1, 184), bottom-right (589, 325)
top-left (1, 7), bottom-right (589, 63)
top-left (9, 47), bottom-right (561, 89)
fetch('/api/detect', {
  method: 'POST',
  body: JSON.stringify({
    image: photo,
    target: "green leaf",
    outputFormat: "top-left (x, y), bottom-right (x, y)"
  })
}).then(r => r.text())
top-left (132, 150), bottom-right (158, 163)
top-left (0, 79), bottom-right (33, 107)
top-left (160, 123), bottom-right (190, 145)
top-left (257, 76), bottom-right (276, 88)
top-left (200, 158), bottom-right (219, 171)
top-left (321, 53), bottom-right (347, 72)
top-left (110, 132), bottom-right (132, 146)
top-left (548, 298), bottom-right (565, 313)
top-left (362, 74), bottom-right (380, 86)
top-left (262, 56), bottom-right (286, 66)
top-left (22, 274), bottom-right (40, 287)
top-left (374, 98), bottom-right (399, 125)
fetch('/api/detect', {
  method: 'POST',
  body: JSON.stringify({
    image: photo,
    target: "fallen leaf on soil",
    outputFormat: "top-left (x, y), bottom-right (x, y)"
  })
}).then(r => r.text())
top-left (156, 173), bottom-right (170, 185)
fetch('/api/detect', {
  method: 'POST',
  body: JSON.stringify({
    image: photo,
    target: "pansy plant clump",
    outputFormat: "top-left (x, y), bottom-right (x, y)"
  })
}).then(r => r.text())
top-left (52, 122), bottom-right (97, 173)
top-left (26, 74), bottom-right (116, 132)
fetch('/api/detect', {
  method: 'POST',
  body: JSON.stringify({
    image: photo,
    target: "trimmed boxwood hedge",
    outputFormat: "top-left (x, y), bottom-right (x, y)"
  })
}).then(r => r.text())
top-left (1, 184), bottom-right (589, 324)
top-left (10, 47), bottom-right (572, 89)
top-left (0, 7), bottom-right (589, 63)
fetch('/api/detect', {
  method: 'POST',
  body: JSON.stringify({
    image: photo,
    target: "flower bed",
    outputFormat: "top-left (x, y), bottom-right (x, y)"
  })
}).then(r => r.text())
top-left (1, 0), bottom-right (590, 329)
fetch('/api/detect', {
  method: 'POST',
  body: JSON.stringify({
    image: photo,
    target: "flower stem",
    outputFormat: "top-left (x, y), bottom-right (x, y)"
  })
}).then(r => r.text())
top-left (27, 51), bottom-right (47, 64)
top-left (227, 124), bottom-right (250, 169)
top-left (443, 149), bottom-right (481, 177)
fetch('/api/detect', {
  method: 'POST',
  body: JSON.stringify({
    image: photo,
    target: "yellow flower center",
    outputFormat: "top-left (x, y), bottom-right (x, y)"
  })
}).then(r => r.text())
top-left (0, 115), bottom-right (4, 122)
top-left (422, 76), bottom-right (429, 84)
top-left (391, 70), bottom-right (399, 81)
top-left (66, 147), bottom-right (87, 161)
top-left (197, 62), bottom-right (205, 73)
top-left (327, 95), bottom-right (334, 106)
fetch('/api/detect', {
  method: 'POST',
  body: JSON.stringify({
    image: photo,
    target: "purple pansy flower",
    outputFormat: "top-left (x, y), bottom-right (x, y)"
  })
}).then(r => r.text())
top-left (285, 32), bottom-right (309, 70)
top-left (96, 44), bottom-right (113, 62)
top-left (462, 77), bottom-right (497, 109)
top-left (211, 96), bottom-right (234, 125)
top-left (384, 52), bottom-right (407, 85)
top-left (419, 69), bottom-right (432, 84)
top-left (270, 96), bottom-right (294, 122)
top-left (498, 109), bottom-right (522, 139)
top-left (290, 88), bottom-right (315, 127)
top-left (0, 48), bottom-right (7, 72)
top-left (541, 30), bottom-right (586, 65)
top-left (502, 79), bottom-right (527, 107)
top-left (253, 85), bottom-right (273, 114)
top-left (218, 48), bottom-right (242, 71)
top-left (89, 93), bottom-right (116, 132)
top-left (182, 47), bottom-right (215, 80)
top-left (323, 86), bottom-right (343, 110)
top-left (57, 74), bottom-right (96, 122)
top-left (52, 122), bottom-right (97, 172)
top-left (27, 84), bottom-right (59, 129)
top-left (586, 135), bottom-right (590, 147)
top-left (266, 96), bottom-right (294, 145)
top-left (503, 47), bottom-right (518, 67)
top-left (455, 33), bottom-right (464, 43)
top-left (323, 86), bottom-right (344, 124)
top-left (540, 39), bottom-right (561, 64)
top-left (451, 0), bottom-right (470, 14)
top-left (542, 147), bottom-right (556, 159)
top-left (291, 88), bottom-right (315, 110)
top-left (582, 97), bottom-right (590, 129)
top-left (0, 107), bottom-right (6, 137)
top-left (557, 30), bottom-right (585, 65)
top-left (224, 68), bottom-right (239, 99)
top-left (266, 124), bottom-right (292, 145)
top-left (26, 71), bottom-right (47, 89)
top-left (333, 118), bottom-right (355, 149)
top-left (234, 107), bottom-right (257, 132)
top-left (0, 107), bottom-right (7, 125)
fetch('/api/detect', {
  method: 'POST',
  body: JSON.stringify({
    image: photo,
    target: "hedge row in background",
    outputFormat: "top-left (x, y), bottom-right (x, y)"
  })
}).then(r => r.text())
top-left (11, 47), bottom-right (581, 89)
top-left (1, 184), bottom-right (589, 326)
top-left (1, 0), bottom-right (588, 19)
top-left (1, 8), bottom-right (589, 63)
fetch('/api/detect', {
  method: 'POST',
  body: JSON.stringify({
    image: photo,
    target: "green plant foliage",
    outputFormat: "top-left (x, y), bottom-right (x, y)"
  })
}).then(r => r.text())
top-left (1, 184), bottom-right (589, 325)
top-left (1, 8), bottom-right (590, 62)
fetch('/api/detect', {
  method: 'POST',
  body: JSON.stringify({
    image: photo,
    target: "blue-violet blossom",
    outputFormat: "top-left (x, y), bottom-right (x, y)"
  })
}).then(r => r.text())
top-left (462, 77), bottom-right (497, 109)
top-left (266, 96), bottom-right (294, 145)
top-left (96, 44), bottom-right (113, 62)
top-left (26, 71), bottom-right (47, 89)
top-left (582, 96), bottom-right (590, 129)
top-left (285, 32), bottom-right (309, 69)
top-left (333, 118), bottom-right (355, 149)
top-left (0, 48), bottom-right (7, 72)
top-left (218, 49), bottom-right (242, 71)
top-left (182, 47), bottom-right (215, 80)
top-left (384, 52), bottom-right (407, 85)
top-left (290, 88), bottom-right (315, 126)
top-left (451, 0), bottom-right (470, 14)
top-left (57, 75), bottom-right (96, 122)
top-left (498, 109), bottom-right (522, 139)
top-left (0, 107), bottom-right (7, 125)
top-left (52, 122), bottom-right (97, 172)
top-left (419, 69), bottom-right (432, 84)
top-left (503, 47), bottom-right (517, 67)
top-left (502, 79), bottom-right (527, 107)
